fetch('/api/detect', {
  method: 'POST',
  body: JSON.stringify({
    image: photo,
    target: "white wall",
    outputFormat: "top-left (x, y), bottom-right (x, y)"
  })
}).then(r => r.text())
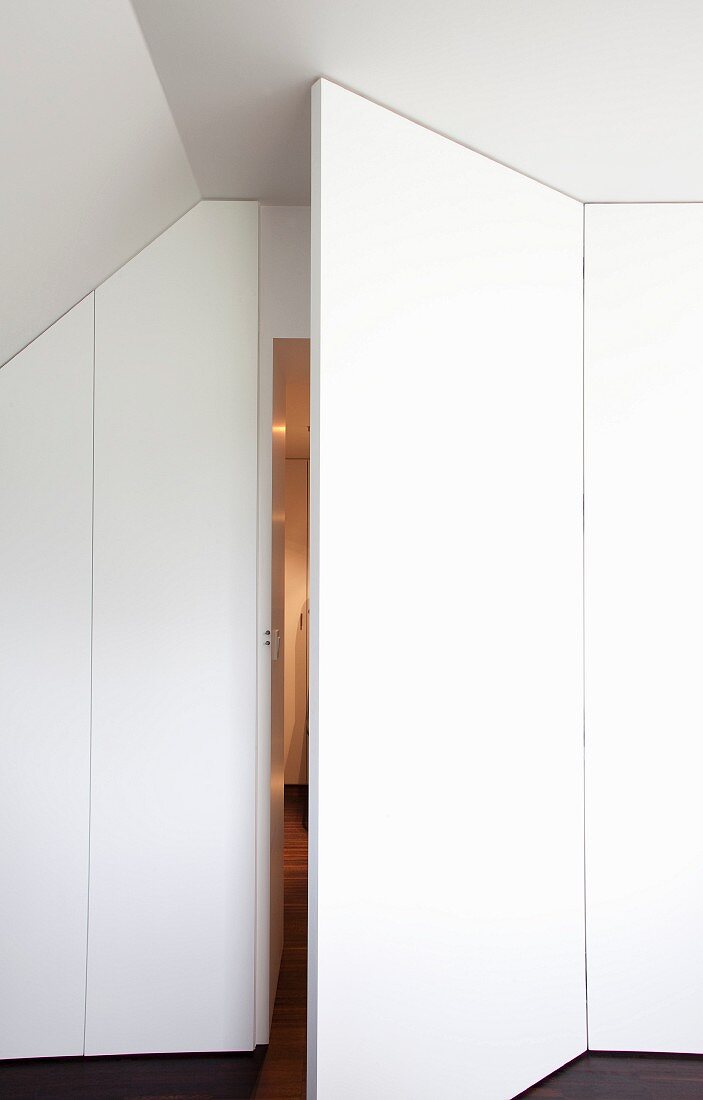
top-left (257, 206), bottom-right (311, 1042)
top-left (86, 202), bottom-right (258, 1055)
top-left (0, 0), bottom-right (198, 367)
top-left (0, 297), bottom-right (94, 1058)
top-left (310, 80), bottom-right (585, 1100)
top-left (585, 203), bottom-right (703, 1053)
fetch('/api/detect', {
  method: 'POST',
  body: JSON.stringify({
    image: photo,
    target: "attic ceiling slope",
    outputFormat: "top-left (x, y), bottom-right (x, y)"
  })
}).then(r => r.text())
top-left (133, 0), bottom-right (703, 205)
top-left (0, 0), bottom-right (199, 368)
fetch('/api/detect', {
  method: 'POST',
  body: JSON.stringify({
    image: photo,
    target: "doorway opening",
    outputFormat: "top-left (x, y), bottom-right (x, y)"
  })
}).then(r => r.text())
top-left (272, 338), bottom-right (310, 794)
top-left (257, 337), bottom-right (310, 1099)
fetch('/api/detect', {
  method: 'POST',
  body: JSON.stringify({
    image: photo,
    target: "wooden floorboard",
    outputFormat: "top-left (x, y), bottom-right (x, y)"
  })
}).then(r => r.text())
top-left (4, 794), bottom-right (703, 1098)
top-left (253, 785), bottom-right (307, 1100)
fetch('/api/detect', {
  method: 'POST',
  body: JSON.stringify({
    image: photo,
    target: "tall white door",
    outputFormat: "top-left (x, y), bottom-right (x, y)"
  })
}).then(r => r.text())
top-left (86, 202), bottom-right (259, 1054)
top-left (0, 297), bottom-right (94, 1058)
top-left (310, 80), bottom-right (586, 1100)
top-left (585, 203), bottom-right (703, 1053)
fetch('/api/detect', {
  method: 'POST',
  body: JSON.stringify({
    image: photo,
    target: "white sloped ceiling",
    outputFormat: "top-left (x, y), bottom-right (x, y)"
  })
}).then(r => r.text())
top-left (0, 0), bottom-right (199, 367)
top-left (133, 0), bottom-right (703, 206)
top-left (7, 0), bottom-right (703, 365)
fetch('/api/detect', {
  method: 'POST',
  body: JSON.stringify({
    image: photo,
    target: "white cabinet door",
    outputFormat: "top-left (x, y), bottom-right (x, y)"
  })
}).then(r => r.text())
top-left (86, 202), bottom-right (259, 1055)
top-left (585, 203), bottom-right (703, 1053)
top-left (0, 297), bottom-right (93, 1058)
top-left (310, 80), bottom-right (586, 1100)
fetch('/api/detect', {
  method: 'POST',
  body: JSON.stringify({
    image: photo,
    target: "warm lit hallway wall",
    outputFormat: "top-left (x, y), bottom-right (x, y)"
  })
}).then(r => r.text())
top-left (283, 359), bottom-right (310, 786)
top-left (284, 458), bottom-right (309, 784)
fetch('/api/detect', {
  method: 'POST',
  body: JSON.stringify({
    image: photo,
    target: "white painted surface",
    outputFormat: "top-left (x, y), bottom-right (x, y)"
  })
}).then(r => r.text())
top-left (86, 202), bottom-right (258, 1055)
top-left (585, 203), bottom-right (703, 1054)
top-left (310, 81), bottom-right (585, 1099)
top-left (257, 207), bottom-right (310, 1043)
top-left (0, 0), bottom-right (197, 366)
top-left (0, 298), bottom-right (93, 1058)
top-left (135, 0), bottom-right (703, 204)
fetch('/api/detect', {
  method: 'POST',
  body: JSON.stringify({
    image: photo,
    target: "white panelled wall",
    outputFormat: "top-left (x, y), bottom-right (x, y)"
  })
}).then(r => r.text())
top-left (0, 298), bottom-right (94, 1059)
top-left (585, 204), bottom-right (703, 1055)
top-left (310, 80), bottom-right (586, 1100)
top-left (0, 201), bottom-right (260, 1059)
top-left (86, 201), bottom-right (259, 1054)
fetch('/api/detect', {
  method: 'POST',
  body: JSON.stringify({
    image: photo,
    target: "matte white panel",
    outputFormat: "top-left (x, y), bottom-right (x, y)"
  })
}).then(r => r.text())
top-left (585, 203), bottom-right (703, 1053)
top-left (87, 202), bottom-right (258, 1055)
top-left (0, 298), bottom-right (93, 1058)
top-left (310, 81), bottom-right (586, 1100)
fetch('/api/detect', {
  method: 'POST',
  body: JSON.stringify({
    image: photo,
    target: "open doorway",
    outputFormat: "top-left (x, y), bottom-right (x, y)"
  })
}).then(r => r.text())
top-left (272, 338), bottom-right (310, 795)
top-left (255, 337), bottom-right (310, 1099)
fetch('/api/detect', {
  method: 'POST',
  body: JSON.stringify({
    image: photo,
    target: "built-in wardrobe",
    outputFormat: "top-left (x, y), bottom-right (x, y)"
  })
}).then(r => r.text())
top-left (308, 80), bottom-right (703, 1100)
top-left (0, 201), bottom-right (259, 1057)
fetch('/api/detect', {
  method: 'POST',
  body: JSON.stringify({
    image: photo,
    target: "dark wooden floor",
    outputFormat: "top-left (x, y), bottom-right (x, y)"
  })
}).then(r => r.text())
top-left (520, 1051), bottom-right (703, 1099)
top-left (252, 784), bottom-right (307, 1100)
top-left (0, 786), bottom-right (308, 1100)
top-left (4, 798), bottom-right (703, 1098)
